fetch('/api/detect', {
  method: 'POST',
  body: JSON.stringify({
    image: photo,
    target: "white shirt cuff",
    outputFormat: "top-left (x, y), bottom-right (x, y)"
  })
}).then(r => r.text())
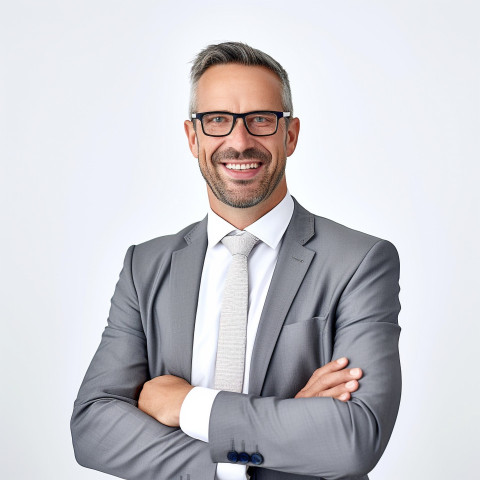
top-left (180, 386), bottom-right (220, 442)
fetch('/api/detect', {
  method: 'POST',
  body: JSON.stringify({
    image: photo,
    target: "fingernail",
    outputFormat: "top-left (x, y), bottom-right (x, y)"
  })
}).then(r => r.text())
top-left (350, 368), bottom-right (361, 377)
top-left (337, 357), bottom-right (347, 365)
top-left (346, 380), bottom-right (356, 388)
top-left (340, 393), bottom-right (349, 400)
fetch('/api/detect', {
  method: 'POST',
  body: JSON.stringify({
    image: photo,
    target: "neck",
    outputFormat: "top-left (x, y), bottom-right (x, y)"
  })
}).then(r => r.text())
top-left (208, 183), bottom-right (287, 230)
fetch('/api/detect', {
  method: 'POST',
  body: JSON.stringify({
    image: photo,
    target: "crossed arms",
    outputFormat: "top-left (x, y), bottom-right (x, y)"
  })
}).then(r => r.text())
top-left (71, 239), bottom-right (401, 479)
top-left (137, 357), bottom-right (363, 428)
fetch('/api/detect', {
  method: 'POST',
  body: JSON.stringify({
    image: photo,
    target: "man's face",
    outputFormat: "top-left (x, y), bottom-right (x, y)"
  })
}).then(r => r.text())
top-left (185, 64), bottom-right (300, 210)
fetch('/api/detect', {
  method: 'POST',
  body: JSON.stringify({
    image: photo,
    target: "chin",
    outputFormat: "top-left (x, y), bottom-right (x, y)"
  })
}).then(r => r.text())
top-left (217, 189), bottom-right (269, 209)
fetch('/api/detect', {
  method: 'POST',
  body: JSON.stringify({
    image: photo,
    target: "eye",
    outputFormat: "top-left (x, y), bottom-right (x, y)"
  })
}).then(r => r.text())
top-left (249, 114), bottom-right (276, 125)
top-left (206, 115), bottom-right (228, 124)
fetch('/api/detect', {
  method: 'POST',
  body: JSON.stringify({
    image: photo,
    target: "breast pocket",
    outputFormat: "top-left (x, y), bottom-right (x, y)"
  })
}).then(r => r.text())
top-left (261, 316), bottom-right (329, 398)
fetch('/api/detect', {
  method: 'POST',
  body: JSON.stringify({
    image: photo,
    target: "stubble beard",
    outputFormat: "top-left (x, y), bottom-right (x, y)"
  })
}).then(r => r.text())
top-left (198, 147), bottom-right (286, 209)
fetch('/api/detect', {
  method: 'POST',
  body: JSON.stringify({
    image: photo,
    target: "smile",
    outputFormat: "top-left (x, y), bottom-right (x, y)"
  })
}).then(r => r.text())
top-left (224, 163), bottom-right (260, 170)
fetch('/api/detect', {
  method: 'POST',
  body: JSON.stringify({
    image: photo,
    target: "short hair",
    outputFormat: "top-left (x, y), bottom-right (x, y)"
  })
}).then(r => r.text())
top-left (189, 42), bottom-right (293, 117)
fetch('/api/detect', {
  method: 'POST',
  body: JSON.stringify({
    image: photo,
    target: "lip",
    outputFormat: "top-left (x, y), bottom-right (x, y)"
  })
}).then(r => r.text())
top-left (220, 162), bottom-right (263, 180)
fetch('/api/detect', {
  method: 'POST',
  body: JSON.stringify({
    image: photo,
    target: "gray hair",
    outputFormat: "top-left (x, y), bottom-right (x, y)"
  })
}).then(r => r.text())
top-left (189, 42), bottom-right (293, 117)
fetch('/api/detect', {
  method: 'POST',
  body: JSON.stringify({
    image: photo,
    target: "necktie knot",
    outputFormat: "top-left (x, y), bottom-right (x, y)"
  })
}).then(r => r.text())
top-left (221, 231), bottom-right (259, 258)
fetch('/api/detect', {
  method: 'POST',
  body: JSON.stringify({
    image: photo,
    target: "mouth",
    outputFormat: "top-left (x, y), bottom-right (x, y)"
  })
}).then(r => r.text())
top-left (224, 162), bottom-right (260, 171)
top-left (220, 161), bottom-right (263, 179)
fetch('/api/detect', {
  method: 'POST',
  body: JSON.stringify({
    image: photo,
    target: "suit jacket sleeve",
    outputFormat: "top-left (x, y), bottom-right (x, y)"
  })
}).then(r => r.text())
top-left (208, 239), bottom-right (402, 479)
top-left (70, 245), bottom-right (216, 480)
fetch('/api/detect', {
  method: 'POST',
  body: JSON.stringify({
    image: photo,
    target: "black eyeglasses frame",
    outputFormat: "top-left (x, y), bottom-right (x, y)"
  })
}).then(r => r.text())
top-left (191, 111), bottom-right (291, 137)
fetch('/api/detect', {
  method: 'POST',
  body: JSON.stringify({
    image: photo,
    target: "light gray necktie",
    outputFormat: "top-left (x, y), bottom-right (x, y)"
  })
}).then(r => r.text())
top-left (214, 231), bottom-right (259, 393)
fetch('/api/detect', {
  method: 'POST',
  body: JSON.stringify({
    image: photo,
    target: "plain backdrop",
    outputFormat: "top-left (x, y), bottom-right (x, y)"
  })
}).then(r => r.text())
top-left (1, 1), bottom-right (479, 478)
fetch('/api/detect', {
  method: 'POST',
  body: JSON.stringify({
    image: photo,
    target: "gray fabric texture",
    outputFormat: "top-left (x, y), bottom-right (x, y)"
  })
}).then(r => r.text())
top-left (70, 198), bottom-right (401, 480)
top-left (214, 232), bottom-right (259, 393)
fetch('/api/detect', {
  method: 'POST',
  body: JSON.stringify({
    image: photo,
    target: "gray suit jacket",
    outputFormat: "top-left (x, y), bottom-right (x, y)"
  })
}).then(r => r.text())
top-left (71, 198), bottom-right (401, 480)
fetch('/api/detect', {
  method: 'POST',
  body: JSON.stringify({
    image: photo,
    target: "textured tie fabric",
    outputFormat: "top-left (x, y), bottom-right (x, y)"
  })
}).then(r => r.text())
top-left (214, 231), bottom-right (260, 393)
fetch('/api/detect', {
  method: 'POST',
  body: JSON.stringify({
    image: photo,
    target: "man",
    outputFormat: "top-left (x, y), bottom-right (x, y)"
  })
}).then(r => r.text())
top-left (71, 42), bottom-right (401, 480)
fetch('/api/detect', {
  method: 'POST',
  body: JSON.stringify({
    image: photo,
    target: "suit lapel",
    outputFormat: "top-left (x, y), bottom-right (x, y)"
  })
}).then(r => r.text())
top-left (168, 218), bottom-right (207, 382)
top-left (249, 200), bottom-right (316, 396)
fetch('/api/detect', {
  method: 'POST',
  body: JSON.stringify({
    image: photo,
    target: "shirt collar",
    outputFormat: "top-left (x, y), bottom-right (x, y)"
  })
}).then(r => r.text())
top-left (207, 191), bottom-right (294, 250)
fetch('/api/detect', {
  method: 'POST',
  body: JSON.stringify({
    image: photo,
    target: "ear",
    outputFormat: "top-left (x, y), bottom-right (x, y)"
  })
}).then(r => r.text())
top-left (285, 117), bottom-right (300, 157)
top-left (184, 120), bottom-right (198, 158)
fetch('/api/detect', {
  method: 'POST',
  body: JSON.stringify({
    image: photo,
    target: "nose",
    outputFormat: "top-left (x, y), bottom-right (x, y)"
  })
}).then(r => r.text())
top-left (227, 117), bottom-right (256, 149)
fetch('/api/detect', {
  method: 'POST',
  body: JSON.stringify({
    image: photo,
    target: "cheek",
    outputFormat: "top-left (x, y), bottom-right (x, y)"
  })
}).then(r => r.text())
top-left (267, 143), bottom-right (287, 164)
top-left (200, 139), bottom-right (224, 160)
top-left (267, 135), bottom-right (288, 154)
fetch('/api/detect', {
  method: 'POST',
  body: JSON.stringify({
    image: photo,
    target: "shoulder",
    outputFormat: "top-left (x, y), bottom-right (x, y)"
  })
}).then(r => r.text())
top-left (293, 199), bottom-right (399, 265)
top-left (125, 218), bottom-right (207, 280)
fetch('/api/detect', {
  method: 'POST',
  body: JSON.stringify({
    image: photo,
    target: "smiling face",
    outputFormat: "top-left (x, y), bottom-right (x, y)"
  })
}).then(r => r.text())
top-left (185, 64), bottom-right (300, 215)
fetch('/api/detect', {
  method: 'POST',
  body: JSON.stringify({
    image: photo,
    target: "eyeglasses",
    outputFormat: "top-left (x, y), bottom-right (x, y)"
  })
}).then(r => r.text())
top-left (191, 111), bottom-right (291, 137)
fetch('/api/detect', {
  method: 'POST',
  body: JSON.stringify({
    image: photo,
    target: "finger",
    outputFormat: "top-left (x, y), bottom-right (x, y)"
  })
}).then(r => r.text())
top-left (300, 367), bottom-right (363, 397)
top-left (295, 379), bottom-right (359, 400)
top-left (325, 380), bottom-right (359, 401)
top-left (300, 357), bottom-right (349, 392)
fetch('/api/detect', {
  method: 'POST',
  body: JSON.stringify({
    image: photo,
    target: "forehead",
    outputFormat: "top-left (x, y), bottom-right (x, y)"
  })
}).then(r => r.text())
top-left (196, 63), bottom-right (283, 112)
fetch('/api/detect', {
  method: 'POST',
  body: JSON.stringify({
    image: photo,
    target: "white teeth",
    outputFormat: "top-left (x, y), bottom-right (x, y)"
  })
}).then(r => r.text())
top-left (225, 163), bottom-right (259, 170)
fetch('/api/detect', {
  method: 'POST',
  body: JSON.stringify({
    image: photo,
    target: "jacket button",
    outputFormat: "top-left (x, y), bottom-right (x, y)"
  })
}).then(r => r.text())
top-left (238, 452), bottom-right (250, 464)
top-left (227, 451), bottom-right (238, 463)
top-left (251, 452), bottom-right (264, 465)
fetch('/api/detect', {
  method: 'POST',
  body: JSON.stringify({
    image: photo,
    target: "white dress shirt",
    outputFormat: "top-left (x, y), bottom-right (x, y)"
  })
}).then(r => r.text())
top-left (179, 192), bottom-right (294, 479)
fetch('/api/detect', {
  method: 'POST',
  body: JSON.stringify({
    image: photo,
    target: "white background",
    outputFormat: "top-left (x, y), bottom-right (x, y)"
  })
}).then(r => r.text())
top-left (1, 1), bottom-right (479, 478)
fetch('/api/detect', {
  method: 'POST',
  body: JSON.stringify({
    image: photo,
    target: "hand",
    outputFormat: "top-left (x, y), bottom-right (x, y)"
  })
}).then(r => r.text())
top-left (138, 375), bottom-right (194, 427)
top-left (294, 357), bottom-right (363, 401)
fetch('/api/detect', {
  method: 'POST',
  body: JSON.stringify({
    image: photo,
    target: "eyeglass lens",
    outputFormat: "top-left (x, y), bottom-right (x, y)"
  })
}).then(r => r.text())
top-left (202, 113), bottom-right (278, 136)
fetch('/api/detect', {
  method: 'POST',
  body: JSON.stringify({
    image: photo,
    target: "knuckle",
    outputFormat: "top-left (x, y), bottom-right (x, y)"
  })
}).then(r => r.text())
top-left (315, 377), bottom-right (327, 389)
